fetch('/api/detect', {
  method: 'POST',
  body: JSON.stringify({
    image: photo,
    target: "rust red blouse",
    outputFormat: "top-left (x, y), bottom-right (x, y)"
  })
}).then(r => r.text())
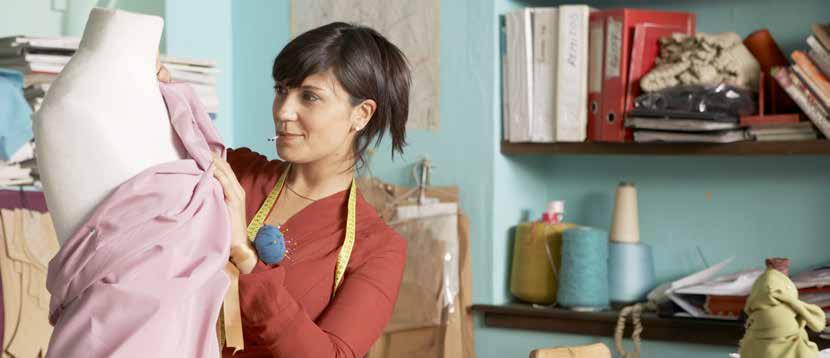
top-left (223, 148), bottom-right (406, 357)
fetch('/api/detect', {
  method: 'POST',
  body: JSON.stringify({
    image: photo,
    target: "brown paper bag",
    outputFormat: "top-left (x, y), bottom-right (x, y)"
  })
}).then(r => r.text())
top-left (359, 177), bottom-right (475, 358)
top-left (384, 225), bottom-right (445, 331)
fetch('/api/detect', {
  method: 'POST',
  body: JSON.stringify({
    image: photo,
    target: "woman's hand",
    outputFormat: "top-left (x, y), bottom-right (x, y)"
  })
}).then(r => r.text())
top-left (212, 153), bottom-right (258, 274)
top-left (156, 54), bottom-right (171, 82)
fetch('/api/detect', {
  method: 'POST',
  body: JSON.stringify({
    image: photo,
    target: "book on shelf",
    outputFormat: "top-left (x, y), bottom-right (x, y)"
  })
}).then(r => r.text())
top-left (0, 36), bottom-right (80, 57)
top-left (752, 131), bottom-right (818, 141)
top-left (504, 8), bottom-right (533, 142)
top-left (503, 6), bottom-right (590, 143)
top-left (530, 7), bottom-right (556, 143)
top-left (633, 129), bottom-right (750, 143)
top-left (554, 5), bottom-right (590, 142)
top-left (703, 295), bottom-right (747, 318)
top-left (811, 23), bottom-right (830, 53)
top-left (625, 116), bottom-right (740, 132)
top-left (792, 51), bottom-right (830, 110)
top-left (806, 35), bottom-right (830, 77)
top-left (772, 66), bottom-right (830, 138)
top-left (160, 55), bottom-right (217, 68)
top-left (167, 69), bottom-right (217, 85)
top-left (747, 121), bottom-right (819, 141)
top-left (0, 53), bottom-right (72, 66)
top-left (1, 62), bottom-right (64, 75)
top-left (162, 62), bottom-right (221, 75)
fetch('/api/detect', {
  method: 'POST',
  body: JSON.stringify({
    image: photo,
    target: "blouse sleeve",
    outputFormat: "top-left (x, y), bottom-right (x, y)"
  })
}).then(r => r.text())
top-left (226, 147), bottom-right (262, 182)
top-left (237, 229), bottom-right (406, 357)
top-left (225, 147), bottom-right (284, 223)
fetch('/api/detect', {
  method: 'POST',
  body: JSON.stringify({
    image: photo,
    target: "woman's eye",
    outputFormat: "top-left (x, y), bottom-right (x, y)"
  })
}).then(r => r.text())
top-left (303, 92), bottom-right (320, 102)
top-left (274, 85), bottom-right (288, 96)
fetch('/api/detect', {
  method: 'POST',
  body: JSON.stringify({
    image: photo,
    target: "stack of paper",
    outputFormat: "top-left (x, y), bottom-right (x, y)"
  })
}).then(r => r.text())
top-left (662, 257), bottom-right (758, 319)
top-left (0, 36), bottom-right (220, 117)
top-left (160, 55), bottom-right (220, 116)
top-left (0, 142), bottom-right (37, 187)
top-left (0, 36), bottom-right (77, 111)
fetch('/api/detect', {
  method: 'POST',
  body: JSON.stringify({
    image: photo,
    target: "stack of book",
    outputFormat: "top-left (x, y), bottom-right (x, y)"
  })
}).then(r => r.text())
top-left (160, 55), bottom-right (220, 116)
top-left (745, 121), bottom-right (819, 141)
top-left (502, 5), bottom-right (590, 143)
top-left (0, 36), bottom-right (78, 111)
top-left (0, 141), bottom-right (37, 187)
top-left (625, 108), bottom-right (751, 143)
top-left (769, 23), bottom-right (830, 141)
top-left (0, 163), bottom-right (35, 187)
top-left (0, 35), bottom-right (220, 117)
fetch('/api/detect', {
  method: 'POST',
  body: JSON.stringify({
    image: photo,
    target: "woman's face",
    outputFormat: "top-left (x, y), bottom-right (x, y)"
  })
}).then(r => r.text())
top-left (272, 70), bottom-right (368, 164)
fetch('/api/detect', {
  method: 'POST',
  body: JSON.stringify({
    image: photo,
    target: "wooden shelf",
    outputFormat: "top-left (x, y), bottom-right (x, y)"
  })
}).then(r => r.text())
top-left (501, 140), bottom-right (830, 156)
top-left (472, 304), bottom-right (830, 349)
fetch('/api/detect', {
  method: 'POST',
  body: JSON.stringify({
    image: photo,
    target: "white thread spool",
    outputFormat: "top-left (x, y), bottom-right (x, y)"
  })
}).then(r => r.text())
top-left (610, 182), bottom-right (640, 244)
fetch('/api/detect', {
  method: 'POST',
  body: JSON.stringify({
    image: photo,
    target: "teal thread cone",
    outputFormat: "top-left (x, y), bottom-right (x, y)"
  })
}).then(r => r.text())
top-left (557, 227), bottom-right (609, 311)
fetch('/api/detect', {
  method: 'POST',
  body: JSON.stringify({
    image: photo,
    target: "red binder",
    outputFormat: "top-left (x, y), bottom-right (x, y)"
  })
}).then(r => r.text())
top-left (590, 9), bottom-right (696, 142)
top-left (586, 12), bottom-right (605, 143)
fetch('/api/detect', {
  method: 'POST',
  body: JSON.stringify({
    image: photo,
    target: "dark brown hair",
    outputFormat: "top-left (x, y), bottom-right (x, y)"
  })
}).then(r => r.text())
top-left (272, 22), bottom-right (411, 168)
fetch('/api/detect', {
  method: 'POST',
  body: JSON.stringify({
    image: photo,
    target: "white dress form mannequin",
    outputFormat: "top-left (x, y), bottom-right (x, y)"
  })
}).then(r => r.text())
top-left (34, 8), bottom-right (184, 245)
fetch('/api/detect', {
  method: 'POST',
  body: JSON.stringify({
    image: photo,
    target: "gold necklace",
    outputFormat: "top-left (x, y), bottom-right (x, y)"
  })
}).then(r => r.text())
top-left (246, 163), bottom-right (358, 294)
top-left (285, 183), bottom-right (317, 202)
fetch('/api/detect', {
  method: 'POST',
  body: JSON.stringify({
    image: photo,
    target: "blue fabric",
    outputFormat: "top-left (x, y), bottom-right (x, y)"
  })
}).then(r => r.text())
top-left (254, 224), bottom-right (286, 265)
top-left (0, 69), bottom-right (32, 161)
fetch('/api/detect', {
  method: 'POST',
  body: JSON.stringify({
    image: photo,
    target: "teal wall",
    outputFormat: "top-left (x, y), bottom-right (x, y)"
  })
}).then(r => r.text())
top-left (0, 0), bottom-right (65, 37)
top-left (165, 0), bottom-right (234, 145)
top-left (231, 0), bottom-right (289, 158)
top-left (4, 0), bottom-right (830, 357)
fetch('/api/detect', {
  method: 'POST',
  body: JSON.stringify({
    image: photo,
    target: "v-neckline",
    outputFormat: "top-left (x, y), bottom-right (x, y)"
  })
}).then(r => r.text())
top-left (262, 164), bottom-right (349, 232)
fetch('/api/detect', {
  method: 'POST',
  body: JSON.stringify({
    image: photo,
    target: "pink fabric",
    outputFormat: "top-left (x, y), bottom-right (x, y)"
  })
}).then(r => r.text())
top-left (45, 83), bottom-right (230, 357)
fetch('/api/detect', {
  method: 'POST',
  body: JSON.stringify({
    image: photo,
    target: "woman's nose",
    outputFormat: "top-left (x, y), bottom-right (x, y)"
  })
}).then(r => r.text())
top-left (277, 108), bottom-right (298, 122)
top-left (275, 95), bottom-right (299, 122)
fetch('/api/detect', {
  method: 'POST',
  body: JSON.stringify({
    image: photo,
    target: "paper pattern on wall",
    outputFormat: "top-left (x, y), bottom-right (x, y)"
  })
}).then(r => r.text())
top-left (291, 0), bottom-right (440, 130)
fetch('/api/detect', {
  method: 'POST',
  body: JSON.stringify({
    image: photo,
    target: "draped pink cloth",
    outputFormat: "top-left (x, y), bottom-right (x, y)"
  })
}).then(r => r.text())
top-left (45, 82), bottom-right (230, 357)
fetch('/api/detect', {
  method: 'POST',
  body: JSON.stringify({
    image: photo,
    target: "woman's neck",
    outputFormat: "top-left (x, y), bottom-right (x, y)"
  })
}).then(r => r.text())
top-left (287, 154), bottom-right (355, 201)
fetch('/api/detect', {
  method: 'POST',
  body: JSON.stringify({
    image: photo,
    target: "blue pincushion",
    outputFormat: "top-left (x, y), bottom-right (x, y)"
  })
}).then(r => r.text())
top-left (254, 224), bottom-right (286, 265)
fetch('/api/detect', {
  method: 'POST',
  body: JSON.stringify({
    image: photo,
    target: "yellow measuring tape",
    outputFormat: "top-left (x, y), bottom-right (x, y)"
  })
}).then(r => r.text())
top-left (246, 163), bottom-right (357, 295)
top-left (222, 164), bottom-right (357, 351)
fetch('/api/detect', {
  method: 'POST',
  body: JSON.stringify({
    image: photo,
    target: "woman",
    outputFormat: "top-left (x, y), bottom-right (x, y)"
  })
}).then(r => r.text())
top-left (162, 22), bottom-right (410, 357)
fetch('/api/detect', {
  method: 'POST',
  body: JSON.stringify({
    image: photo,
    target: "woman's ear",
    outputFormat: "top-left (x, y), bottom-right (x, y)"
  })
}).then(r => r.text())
top-left (352, 99), bottom-right (377, 131)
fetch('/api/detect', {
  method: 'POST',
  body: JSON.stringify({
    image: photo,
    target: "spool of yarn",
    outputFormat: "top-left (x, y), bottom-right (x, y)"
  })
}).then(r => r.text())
top-left (610, 182), bottom-right (639, 244)
top-left (557, 227), bottom-right (610, 311)
top-left (509, 222), bottom-right (576, 304)
top-left (608, 242), bottom-right (655, 305)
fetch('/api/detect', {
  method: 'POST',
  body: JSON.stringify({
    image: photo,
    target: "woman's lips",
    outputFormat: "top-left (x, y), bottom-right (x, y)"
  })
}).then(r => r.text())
top-left (276, 132), bottom-right (303, 143)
